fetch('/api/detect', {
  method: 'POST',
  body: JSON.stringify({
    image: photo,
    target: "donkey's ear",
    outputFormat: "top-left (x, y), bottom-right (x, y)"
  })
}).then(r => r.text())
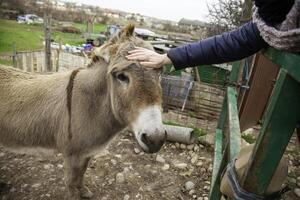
top-left (93, 45), bottom-right (112, 63)
top-left (109, 24), bottom-right (135, 44)
top-left (121, 24), bottom-right (135, 38)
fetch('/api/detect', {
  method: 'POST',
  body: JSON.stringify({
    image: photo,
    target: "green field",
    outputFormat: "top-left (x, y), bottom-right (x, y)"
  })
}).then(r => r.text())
top-left (0, 19), bottom-right (44, 53)
top-left (0, 19), bottom-right (106, 65)
top-left (0, 19), bottom-right (106, 53)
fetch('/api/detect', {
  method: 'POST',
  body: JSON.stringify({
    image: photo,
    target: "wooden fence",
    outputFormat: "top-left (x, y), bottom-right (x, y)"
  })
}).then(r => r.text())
top-left (13, 50), bottom-right (89, 72)
top-left (161, 75), bottom-right (225, 120)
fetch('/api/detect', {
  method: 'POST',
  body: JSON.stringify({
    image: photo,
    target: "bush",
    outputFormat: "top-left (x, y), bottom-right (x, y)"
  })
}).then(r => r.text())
top-left (61, 26), bottom-right (81, 34)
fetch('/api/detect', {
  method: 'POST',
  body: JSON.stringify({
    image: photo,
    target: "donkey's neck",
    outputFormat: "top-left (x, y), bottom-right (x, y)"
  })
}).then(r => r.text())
top-left (74, 61), bottom-right (125, 135)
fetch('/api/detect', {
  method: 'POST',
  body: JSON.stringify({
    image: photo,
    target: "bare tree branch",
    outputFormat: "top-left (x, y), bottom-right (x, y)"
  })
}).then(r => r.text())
top-left (207, 0), bottom-right (243, 36)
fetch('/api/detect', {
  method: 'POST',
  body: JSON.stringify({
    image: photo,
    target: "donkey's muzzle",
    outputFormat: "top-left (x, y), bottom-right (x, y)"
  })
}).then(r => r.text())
top-left (141, 131), bottom-right (166, 153)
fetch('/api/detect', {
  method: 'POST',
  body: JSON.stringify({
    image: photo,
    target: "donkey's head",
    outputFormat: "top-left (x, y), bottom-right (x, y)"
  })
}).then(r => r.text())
top-left (93, 25), bottom-right (166, 153)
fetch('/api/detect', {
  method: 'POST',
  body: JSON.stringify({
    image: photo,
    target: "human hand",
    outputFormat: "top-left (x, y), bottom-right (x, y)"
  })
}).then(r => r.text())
top-left (126, 47), bottom-right (171, 68)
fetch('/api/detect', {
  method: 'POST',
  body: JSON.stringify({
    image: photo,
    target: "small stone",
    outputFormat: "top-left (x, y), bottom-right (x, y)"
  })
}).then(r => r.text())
top-left (108, 178), bottom-right (115, 185)
top-left (0, 152), bottom-right (5, 157)
top-left (57, 153), bottom-right (63, 157)
top-left (174, 163), bottom-right (188, 169)
top-left (162, 164), bottom-right (170, 171)
top-left (191, 155), bottom-right (198, 164)
top-left (114, 154), bottom-right (122, 159)
top-left (9, 187), bottom-right (16, 192)
top-left (57, 164), bottom-right (63, 169)
top-left (203, 186), bottom-right (210, 191)
top-left (175, 143), bottom-right (180, 148)
top-left (185, 181), bottom-right (195, 190)
top-left (123, 167), bottom-right (130, 174)
top-left (134, 148), bottom-right (141, 154)
top-left (297, 177), bottom-right (300, 183)
top-left (193, 145), bottom-right (199, 152)
top-left (45, 194), bottom-right (51, 197)
top-left (156, 155), bottom-right (165, 163)
top-left (123, 194), bottom-right (130, 200)
top-left (196, 161), bottom-right (203, 167)
top-left (180, 144), bottom-right (186, 149)
top-left (187, 144), bottom-right (194, 150)
top-left (200, 168), bottom-right (206, 173)
top-left (294, 188), bottom-right (300, 198)
top-left (43, 164), bottom-right (53, 170)
top-left (111, 159), bottom-right (117, 165)
top-left (116, 173), bottom-right (125, 183)
top-left (197, 197), bottom-right (204, 200)
top-left (189, 189), bottom-right (195, 195)
top-left (32, 183), bottom-right (41, 188)
top-left (193, 195), bottom-right (197, 199)
top-left (203, 197), bottom-right (209, 200)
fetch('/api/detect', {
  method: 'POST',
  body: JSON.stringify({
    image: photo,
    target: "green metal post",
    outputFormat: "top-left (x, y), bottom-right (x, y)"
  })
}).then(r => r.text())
top-left (227, 87), bottom-right (241, 160)
top-left (242, 69), bottom-right (300, 194)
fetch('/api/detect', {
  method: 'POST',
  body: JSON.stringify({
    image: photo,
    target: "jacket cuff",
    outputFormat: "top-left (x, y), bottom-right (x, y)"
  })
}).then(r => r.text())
top-left (167, 48), bottom-right (186, 71)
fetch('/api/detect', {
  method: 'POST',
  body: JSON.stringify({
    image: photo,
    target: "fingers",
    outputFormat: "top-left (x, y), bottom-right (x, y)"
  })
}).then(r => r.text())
top-left (140, 61), bottom-right (162, 68)
top-left (128, 47), bottom-right (150, 54)
top-left (126, 54), bottom-right (148, 61)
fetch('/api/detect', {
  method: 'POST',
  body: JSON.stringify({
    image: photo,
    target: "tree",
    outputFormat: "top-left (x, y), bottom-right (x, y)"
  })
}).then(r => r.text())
top-left (207, 0), bottom-right (244, 36)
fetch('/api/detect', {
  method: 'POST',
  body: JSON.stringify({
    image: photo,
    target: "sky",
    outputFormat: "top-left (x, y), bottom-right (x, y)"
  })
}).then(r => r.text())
top-left (64, 0), bottom-right (213, 22)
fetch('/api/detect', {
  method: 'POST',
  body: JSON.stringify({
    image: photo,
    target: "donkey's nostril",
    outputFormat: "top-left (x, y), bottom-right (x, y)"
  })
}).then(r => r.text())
top-left (164, 130), bottom-right (167, 139)
top-left (141, 133), bottom-right (149, 145)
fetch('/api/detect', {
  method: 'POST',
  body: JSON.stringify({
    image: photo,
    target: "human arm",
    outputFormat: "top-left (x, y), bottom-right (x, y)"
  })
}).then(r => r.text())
top-left (127, 21), bottom-right (268, 70)
top-left (168, 21), bottom-right (268, 70)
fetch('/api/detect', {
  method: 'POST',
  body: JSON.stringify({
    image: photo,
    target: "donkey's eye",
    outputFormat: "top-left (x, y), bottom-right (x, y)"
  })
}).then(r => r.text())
top-left (116, 73), bottom-right (129, 84)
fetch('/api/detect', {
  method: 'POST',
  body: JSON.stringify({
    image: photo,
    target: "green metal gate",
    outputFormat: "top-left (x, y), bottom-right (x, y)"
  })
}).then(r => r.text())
top-left (209, 48), bottom-right (300, 199)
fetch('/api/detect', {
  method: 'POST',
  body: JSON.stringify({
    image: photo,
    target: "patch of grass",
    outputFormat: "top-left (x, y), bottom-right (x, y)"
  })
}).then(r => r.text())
top-left (74, 22), bottom-right (107, 34)
top-left (241, 132), bottom-right (256, 144)
top-left (187, 111), bottom-right (197, 118)
top-left (0, 59), bottom-right (13, 66)
top-left (163, 120), bottom-right (182, 127)
top-left (51, 31), bottom-right (85, 46)
top-left (163, 120), bottom-right (207, 138)
top-left (192, 126), bottom-right (206, 137)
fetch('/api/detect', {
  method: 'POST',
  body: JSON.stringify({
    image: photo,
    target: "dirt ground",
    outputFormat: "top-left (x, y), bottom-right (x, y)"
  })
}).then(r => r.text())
top-left (0, 130), bottom-right (299, 200)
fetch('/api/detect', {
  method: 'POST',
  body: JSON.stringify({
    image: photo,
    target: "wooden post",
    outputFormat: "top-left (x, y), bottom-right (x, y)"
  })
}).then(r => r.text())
top-left (44, 13), bottom-right (52, 72)
top-left (193, 67), bottom-right (201, 82)
top-left (87, 16), bottom-right (95, 33)
top-left (12, 42), bottom-right (16, 68)
top-left (55, 38), bottom-right (62, 72)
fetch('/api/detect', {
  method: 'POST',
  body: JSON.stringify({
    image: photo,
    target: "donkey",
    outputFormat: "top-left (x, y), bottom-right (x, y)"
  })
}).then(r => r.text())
top-left (0, 25), bottom-right (166, 199)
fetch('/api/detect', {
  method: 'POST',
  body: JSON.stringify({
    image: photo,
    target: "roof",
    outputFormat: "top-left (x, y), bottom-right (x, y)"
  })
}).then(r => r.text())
top-left (178, 18), bottom-right (207, 27)
top-left (134, 28), bottom-right (156, 37)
